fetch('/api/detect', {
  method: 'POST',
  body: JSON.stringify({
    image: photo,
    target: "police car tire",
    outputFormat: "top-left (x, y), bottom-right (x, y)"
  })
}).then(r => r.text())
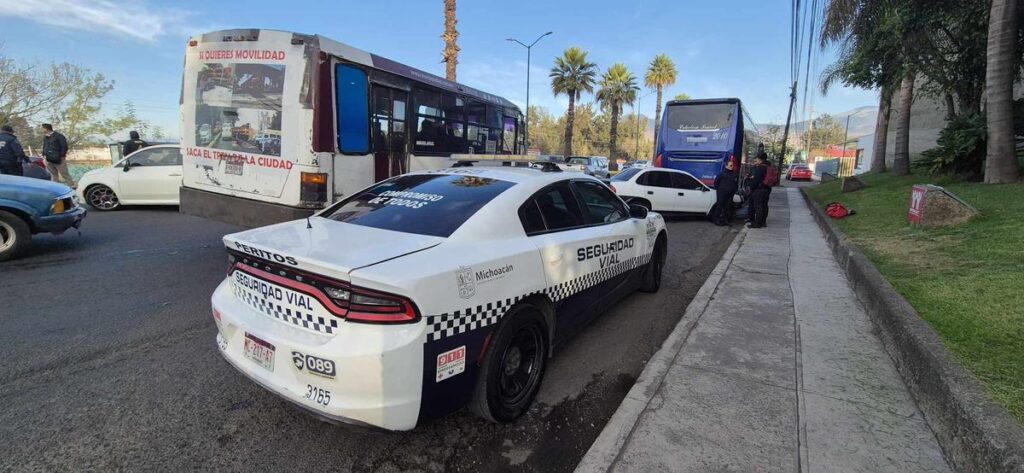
top-left (640, 234), bottom-right (667, 293)
top-left (469, 304), bottom-right (549, 424)
top-left (0, 210), bottom-right (31, 262)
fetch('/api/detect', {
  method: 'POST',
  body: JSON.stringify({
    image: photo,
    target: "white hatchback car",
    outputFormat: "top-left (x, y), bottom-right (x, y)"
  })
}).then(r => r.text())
top-left (77, 145), bottom-right (183, 211)
top-left (608, 166), bottom-right (722, 215)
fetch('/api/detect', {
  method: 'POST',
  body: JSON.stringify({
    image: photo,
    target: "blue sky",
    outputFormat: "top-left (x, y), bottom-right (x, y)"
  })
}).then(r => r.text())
top-left (1, 0), bottom-right (876, 139)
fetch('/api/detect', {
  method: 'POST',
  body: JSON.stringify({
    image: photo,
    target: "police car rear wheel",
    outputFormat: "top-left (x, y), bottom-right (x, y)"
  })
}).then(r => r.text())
top-left (640, 235), bottom-right (667, 293)
top-left (0, 210), bottom-right (30, 262)
top-left (470, 305), bottom-right (548, 423)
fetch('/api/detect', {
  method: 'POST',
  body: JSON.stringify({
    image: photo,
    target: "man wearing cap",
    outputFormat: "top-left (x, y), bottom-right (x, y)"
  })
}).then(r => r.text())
top-left (0, 124), bottom-right (29, 176)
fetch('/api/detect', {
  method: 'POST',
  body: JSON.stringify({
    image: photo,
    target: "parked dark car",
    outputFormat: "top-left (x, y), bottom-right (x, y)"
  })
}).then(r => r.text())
top-left (0, 175), bottom-right (86, 261)
top-left (23, 156), bottom-right (53, 180)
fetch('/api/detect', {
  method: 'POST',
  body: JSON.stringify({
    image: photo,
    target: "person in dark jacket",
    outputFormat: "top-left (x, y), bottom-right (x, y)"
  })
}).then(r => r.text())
top-left (0, 124), bottom-right (29, 176)
top-left (746, 153), bottom-right (770, 228)
top-left (122, 130), bottom-right (148, 157)
top-left (41, 123), bottom-right (75, 188)
top-left (712, 160), bottom-right (738, 226)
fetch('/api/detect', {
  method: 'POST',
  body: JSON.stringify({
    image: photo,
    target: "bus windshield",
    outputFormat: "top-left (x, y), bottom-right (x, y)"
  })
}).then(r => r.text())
top-left (666, 103), bottom-right (735, 132)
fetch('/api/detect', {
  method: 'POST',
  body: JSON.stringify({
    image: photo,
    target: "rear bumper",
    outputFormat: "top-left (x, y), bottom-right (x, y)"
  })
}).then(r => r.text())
top-left (179, 186), bottom-right (315, 228)
top-left (211, 279), bottom-right (425, 431)
top-left (33, 207), bottom-right (86, 234)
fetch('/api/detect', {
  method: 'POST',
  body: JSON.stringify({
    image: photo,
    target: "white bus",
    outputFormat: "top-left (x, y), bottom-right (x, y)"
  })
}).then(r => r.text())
top-left (180, 29), bottom-right (525, 227)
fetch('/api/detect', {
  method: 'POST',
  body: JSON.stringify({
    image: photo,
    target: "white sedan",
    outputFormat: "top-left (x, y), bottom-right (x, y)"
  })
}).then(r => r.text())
top-left (211, 166), bottom-right (667, 430)
top-left (608, 166), bottom-right (723, 215)
top-left (77, 145), bottom-right (182, 211)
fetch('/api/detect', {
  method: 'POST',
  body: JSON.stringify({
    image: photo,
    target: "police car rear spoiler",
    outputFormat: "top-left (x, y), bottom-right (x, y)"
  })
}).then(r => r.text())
top-left (450, 154), bottom-right (562, 172)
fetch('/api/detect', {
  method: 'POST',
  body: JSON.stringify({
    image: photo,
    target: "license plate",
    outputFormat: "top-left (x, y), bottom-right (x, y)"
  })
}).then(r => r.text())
top-left (686, 136), bottom-right (708, 143)
top-left (243, 333), bottom-right (275, 372)
top-left (225, 158), bottom-right (244, 176)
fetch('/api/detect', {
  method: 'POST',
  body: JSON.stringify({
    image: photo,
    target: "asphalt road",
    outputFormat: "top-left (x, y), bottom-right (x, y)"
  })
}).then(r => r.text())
top-left (0, 207), bottom-right (735, 472)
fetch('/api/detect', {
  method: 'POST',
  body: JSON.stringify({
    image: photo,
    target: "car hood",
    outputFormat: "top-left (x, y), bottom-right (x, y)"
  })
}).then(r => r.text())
top-left (223, 217), bottom-right (445, 277)
top-left (0, 174), bottom-right (72, 197)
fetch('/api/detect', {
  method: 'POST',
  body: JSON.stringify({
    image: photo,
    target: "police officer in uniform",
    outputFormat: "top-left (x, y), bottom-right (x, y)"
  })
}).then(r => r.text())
top-left (0, 124), bottom-right (29, 176)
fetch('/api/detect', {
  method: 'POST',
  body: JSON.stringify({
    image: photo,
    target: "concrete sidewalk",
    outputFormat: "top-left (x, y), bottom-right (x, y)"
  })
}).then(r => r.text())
top-left (577, 188), bottom-right (951, 472)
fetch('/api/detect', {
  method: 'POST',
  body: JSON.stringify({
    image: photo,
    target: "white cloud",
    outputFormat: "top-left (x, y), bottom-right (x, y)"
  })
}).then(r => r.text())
top-left (1, 0), bottom-right (190, 42)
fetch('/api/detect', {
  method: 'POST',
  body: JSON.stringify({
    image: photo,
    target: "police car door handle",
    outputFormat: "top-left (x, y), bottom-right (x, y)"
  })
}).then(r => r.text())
top-left (647, 191), bottom-right (653, 195)
top-left (677, 192), bottom-right (685, 196)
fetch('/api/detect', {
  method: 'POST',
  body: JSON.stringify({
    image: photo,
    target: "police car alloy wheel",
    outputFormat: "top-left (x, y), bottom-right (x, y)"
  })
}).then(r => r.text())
top-left (470, 303), bottom-right (548, 423)
top-left (641, 235), bottom-right (667, 293)
top-left (0, 210), bottom-right (30, 261)
top-left (86, 185), bottom-right (120, 211)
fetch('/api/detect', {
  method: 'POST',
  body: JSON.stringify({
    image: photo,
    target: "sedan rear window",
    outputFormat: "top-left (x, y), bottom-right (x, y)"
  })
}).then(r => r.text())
top-left (322, 174), bottom-right (514, 237)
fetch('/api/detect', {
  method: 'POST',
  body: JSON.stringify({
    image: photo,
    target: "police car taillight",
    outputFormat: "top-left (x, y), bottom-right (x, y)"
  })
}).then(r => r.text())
top-left (324, 284), bottom-right (416, 323)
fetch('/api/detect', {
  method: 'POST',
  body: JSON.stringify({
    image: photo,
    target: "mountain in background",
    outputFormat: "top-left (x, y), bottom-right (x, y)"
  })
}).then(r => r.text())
top-left (760, 105), bottom-right (878, 140)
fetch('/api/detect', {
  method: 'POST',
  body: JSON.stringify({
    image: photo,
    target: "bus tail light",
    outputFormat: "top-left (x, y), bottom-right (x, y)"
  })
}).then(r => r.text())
top-left (654, 154), bottom-right (663, 167)
top-left (300, 172), bottom-right (328, 208)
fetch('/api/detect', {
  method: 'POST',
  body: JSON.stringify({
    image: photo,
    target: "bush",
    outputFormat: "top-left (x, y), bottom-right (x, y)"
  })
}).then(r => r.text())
top-left (915, 112), bottom-right (987, 180)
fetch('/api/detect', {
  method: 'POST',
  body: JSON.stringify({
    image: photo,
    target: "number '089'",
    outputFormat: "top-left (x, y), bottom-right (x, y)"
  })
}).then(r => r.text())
top-left (304, 385), bottom-right (331, 406)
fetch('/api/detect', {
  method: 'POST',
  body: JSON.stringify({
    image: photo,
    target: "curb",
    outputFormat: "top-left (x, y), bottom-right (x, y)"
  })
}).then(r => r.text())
top-left (574, 227), bottom-right (747, 473)
top-left (799, 188), bottom-right (1024, 472)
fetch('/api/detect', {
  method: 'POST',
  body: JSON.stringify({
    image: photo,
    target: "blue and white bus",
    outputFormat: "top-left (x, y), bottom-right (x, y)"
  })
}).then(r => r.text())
top-left (653, 98), bottom-right (761, 187)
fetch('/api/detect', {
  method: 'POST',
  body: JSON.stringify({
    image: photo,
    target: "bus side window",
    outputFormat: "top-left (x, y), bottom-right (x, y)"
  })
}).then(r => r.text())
top-left (335, 64), bottom-right (369, 154)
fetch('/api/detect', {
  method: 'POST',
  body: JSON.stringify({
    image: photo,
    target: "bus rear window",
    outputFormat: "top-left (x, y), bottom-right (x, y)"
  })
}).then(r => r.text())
top-left (666, 103), bottom-right (735, 131)
top-left (322, 174), bottom-right (515, 237)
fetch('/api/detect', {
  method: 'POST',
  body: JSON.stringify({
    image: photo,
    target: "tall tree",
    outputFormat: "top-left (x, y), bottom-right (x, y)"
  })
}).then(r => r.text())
top-left (550, 47), bottom-right (598, 158)
top-left (674, 93), bottom-right (691, 101)
top-left (644, 54), bottom-right (677, 158)
top-left (820, 0), bottom-right (907, 174)
top-left (442, 0), bottom-right (459, 81)
top-left (983, 0), bottom-right (1020, 183)
top-left (870, 87), bottom-right (892, 172)
top-left (802, 114), bottom-right (847, 150)
top-left (892, 72), bottom-right (915, 175)
top-left (596, 63), bottom-right (639, 170)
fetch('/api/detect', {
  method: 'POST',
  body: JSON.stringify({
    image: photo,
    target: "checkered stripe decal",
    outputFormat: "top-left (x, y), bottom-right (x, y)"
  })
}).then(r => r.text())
top-left (231, 281), bottom-right (340, 335)
top-left (426, 251), bottom-right (653, 341)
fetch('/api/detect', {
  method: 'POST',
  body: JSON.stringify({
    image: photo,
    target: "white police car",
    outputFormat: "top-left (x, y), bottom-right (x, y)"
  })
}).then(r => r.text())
top-left (211, 161), bottom-right (668, 430)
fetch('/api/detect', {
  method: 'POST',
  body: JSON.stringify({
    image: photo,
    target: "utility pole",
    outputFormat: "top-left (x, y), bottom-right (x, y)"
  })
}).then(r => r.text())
top-left (507, 32), bottom-right (552, 152)
top-left (778, 81), bottom-right (797, 174)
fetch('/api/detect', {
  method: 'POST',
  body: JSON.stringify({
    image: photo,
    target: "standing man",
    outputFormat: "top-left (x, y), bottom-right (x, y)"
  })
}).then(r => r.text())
top-left (746, 153), bottom-right (770, 228)
top-left (712, 160), bottom-right (738, 226)
top-left (122, 130), bottom-right (148, 157)
top-left (0, 124), bottom-right (29, 176)
top-left (41, 123), bottom-right (75, 188)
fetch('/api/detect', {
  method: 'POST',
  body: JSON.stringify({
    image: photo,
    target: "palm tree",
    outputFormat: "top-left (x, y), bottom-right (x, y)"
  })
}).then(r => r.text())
top-left (984, 0), bottom-right (1020, 183)
top-left (596, 63), bottom-right (639, 170)
top-left (550, 47), bottom-right (598, 159)
top-left (644, 54), bottom-right (677, 158)
top-left (442, 0), bottom-right (459, 81)
top-left (892, 72), bottom-right (914, 175)
top-left (820, 0), bottom-right (906, 174)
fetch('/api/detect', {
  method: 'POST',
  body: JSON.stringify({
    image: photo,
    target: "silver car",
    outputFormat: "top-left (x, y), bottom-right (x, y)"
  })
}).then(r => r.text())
top-left (562, 156), bottom-right (610, 178)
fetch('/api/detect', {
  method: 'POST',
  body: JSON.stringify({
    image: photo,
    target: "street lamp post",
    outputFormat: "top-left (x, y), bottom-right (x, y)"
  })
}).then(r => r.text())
top-left (507, 32), bottom-right (552, 153)
top-left (634, 90), bottom-right (656, 159)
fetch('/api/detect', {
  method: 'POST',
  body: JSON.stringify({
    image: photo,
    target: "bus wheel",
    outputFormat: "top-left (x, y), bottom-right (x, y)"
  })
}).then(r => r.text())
top-left (470, 304), bottom-right (548, 424)
top-left (627, 198), bottom-right (651, 211)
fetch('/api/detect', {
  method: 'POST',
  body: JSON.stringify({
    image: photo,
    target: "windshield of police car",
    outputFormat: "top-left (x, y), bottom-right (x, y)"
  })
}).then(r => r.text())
top-left (322, 173), bottom-right (515, 237)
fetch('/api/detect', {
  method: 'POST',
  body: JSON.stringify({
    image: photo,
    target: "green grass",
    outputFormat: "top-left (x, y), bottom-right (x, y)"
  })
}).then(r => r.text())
top-left (806, 172), bottom-right (1024, 422)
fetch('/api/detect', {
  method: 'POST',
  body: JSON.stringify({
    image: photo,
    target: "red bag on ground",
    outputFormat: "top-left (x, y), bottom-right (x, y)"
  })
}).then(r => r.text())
top-left (826, 202), bottom-right (855, 219)
top-left (763, 166), bottom-right (780, 187)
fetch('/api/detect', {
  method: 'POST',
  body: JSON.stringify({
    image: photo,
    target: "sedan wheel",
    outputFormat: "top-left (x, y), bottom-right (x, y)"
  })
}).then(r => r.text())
top-left (87, 185), bottom-right (120, 211)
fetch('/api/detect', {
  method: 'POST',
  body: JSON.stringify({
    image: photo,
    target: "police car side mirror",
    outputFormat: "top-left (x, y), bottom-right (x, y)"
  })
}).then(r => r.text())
top-left (629, 204), bottom-right (648, 219)
top-left (122, 162), bottom-right (131, 172)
